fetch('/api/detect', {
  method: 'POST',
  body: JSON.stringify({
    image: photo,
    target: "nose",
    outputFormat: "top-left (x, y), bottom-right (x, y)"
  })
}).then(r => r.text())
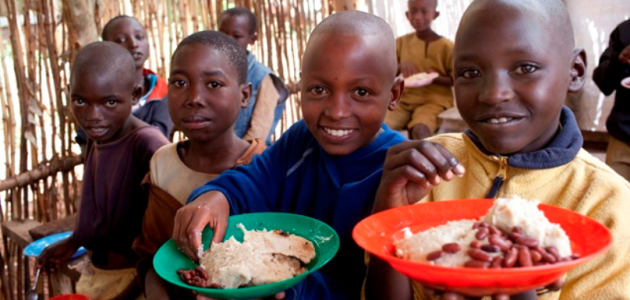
top-left (185, 83), bottom-right (205, 108)
top-left (479, 72), bottom-right (513, 105)
top-left (84, 104), bottom-right (102, 122)
top-left (324, 92), bottom-right (351, 120)
top-left (128, 37), bottom-right (138, 49)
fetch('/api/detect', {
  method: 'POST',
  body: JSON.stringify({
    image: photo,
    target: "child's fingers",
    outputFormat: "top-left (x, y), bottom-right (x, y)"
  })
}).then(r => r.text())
top-left (210, 215), bottom-right (228, 245)
top-left (386, 148), bottom-right (441, 186)
top-left (174, 209), bottom-right (198, 261)
top-left (434, 143), bottom-right (465, 178)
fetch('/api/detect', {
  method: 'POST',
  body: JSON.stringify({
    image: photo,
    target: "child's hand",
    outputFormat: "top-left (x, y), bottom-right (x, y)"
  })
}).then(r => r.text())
top-left (619, 45), bottom-right (630, 65)
top-left (173, 191), bottom-right (230, 262)
top-left (36, 236), bottom-right (80, 274)
top-left (373, 141), bottom-right (465, 213)
top-left (399, 62), bottom-right (419, 78)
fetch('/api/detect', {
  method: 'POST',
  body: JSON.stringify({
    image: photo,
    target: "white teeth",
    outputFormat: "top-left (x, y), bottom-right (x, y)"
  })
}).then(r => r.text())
top-left (324, 128), bottom-right (353, 137)
top-left (488, 117), bottom-right (512, 124)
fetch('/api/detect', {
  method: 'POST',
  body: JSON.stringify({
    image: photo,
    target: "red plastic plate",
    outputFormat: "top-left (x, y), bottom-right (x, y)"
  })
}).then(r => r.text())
top-left (353, 199), bottom-right (612, 296)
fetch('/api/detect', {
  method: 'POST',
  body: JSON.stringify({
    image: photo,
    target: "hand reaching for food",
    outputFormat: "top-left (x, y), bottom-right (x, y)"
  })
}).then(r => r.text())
top-left (173, 191), bottom-right (231, 262)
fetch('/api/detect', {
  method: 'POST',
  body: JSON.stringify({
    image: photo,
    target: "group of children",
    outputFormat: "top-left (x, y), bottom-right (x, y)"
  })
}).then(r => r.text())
top-left (37, 1), bottom-right (630, 300)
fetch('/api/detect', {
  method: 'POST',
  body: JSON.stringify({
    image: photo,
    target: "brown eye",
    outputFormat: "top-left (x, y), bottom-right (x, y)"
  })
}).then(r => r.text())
top-left (207, 82), bottom-right (221, 89)
top-left (170, 79), bottom-right (187, 88)
top-left (309, 87), bottom-right (326, 95)
top-left (354, 88), bottom-right (369, 97)
top-left (460, 69), bottom-right (480, 79)
top-left (515, 64), bottom-right (539, 74)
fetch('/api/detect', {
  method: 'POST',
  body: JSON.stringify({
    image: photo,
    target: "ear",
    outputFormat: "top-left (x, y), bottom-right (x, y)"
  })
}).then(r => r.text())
top-left (388, 76), bottom-right (405, 111)
top-left (240, 83), bottom-right (252, 108)
top-left (131, 84), bottom-right (143, 105)
top-left (434, 11), bottom-right (440, 20)
top-left (249, 31), bottom-right (258, 46)
top-left (568, 48), bottom-right (587, 93)
top-left (405, 11), bottom-right (411, 21)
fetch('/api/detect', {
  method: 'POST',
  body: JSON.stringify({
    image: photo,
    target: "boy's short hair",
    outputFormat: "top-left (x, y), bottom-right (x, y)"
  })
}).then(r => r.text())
top-left (220, 7), bottom-right (257, 35)
top-left (72, 41), bottom-right (136, 87)
top-left (101, 15), bottom-right (139, 40)
top-left (172, 30), bottom-right (248, 85)
top-left (462, 0), bottom-right (573, 52)
top-left (307, 10), bottom-right (397, 78)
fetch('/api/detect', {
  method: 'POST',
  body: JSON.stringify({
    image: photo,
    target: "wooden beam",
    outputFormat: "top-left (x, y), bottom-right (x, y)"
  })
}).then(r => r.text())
top-left (0, 156), bottom-right (83, 192)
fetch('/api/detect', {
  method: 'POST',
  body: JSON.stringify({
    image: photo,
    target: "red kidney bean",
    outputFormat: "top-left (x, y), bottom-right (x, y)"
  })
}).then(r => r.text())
top-left (476, 227), bottom-right (490, 240)
top-left (427, 250), bottom-right (442, 261)
top-left (481, 244), bottom-right (500, 253)
top-left (488, 225), bottom-right (502, 235)
top-left (570, 254), bottom-right (580, 260)
top-left (490, 256), bottom-right (503, 269)
top-left (559, 257), bottom-right (572, 262)
top-left (488, 234), bottom-right (511, 251)
top-left (468, 248), bottom-right (493, 262)
top-left (508, 232), bottom-right (524, 241)
top-left (516, 236), bottom-right (539, 247)
top-left (470, 240), bottom-right (482, 249)
top-left (503, 248), bottom-right (518, 268)
top-left (442, 243), bottom-right (461, 253)
top-left (541, 251), bottom-right (557, 263)
top-left (518, 247), bottom-right (533, 267)
top-left (512, 226), bottom-right (523, 234)
top-left (473, 221), bottom-right (482, 229)
top-left (530, 249), bottom-right (543, 263)
top-left (464, 260), bottom-right (488, 269)
top-left (546, 246), bottom-right (561, 260)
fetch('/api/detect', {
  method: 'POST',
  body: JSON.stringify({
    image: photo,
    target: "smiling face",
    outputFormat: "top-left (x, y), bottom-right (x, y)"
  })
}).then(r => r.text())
top-left (218, 14), bottom-right (256, 50)
top-left (102, 17), bottom-right (150, 70)
top-left (300, 33), bottom-right (402, 156)
top-left (70, 70), bottom-right (138, 144)
top-left (406, 0), bottom-right (439, 32)
top-left (454, 3), bottom-right (581, 154)
top-left (168, 44), bottom-right (250, 142)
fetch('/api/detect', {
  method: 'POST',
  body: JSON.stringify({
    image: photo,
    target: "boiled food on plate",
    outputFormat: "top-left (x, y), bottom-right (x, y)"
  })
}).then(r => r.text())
top-left (180, 223), bottom-right (316, 289)
top-left (394, 196), bottom-right (576, 269)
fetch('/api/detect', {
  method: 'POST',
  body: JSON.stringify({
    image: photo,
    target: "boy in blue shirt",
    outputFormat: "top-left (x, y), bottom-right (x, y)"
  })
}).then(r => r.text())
top-left (173, 10), bottom-right (406, 300)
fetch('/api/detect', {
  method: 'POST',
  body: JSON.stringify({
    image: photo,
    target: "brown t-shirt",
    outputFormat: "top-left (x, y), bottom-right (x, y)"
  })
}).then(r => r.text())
top-left (74, 126), bottom-right (169, 263)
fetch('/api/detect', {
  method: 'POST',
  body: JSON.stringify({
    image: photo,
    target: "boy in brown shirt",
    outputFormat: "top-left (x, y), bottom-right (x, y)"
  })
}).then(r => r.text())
top-left (37, 42), bottom-right (169, 300)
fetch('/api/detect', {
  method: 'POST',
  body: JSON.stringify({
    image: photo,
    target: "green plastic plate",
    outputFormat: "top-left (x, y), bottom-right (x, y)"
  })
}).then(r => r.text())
top-left (154, 212), bottom-right (340, 299)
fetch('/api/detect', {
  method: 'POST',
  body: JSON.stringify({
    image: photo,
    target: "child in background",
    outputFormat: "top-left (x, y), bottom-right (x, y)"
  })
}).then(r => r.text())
top-left (38, 42), bottom-right (169, 299)
top-left (173, 11), bottom-right (406, 300)
top-left (131, 30), bottom-right (266, 299)
top-left (385, 0), bottom-right (454, 140)
top-left (75, 15), bottom-right (172, 149)
top-left (367, 0), bottom-right (630, 299)
top-left (102, 15), bottom-right (168, 108)
top-left (219, 7), bottom-right (289, 146)
top-left (593, 19), bottom-right (630, 181)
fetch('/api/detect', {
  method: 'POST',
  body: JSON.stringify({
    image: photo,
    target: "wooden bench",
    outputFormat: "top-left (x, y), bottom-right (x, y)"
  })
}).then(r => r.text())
top-left (1, 215), bottom-right (84, 297)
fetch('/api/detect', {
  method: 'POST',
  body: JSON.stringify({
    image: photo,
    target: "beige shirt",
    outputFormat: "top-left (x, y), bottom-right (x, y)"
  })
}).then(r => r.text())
top-left (397, 33), bottom-right (454, 109)
top-left (149, 143), bottom-right (218, 204)
top-left (243, 75), bottom-right (281, 141)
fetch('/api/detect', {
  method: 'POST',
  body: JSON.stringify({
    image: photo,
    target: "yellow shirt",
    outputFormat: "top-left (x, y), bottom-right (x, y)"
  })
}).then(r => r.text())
top-left (396, 33), bottom-right (454, 109)
top-left (412, 133), bottom-right (630, 300)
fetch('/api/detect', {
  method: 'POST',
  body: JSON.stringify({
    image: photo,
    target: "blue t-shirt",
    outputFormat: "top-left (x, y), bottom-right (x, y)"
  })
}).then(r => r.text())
top-left (189, 120), bottom-right (406, 299)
